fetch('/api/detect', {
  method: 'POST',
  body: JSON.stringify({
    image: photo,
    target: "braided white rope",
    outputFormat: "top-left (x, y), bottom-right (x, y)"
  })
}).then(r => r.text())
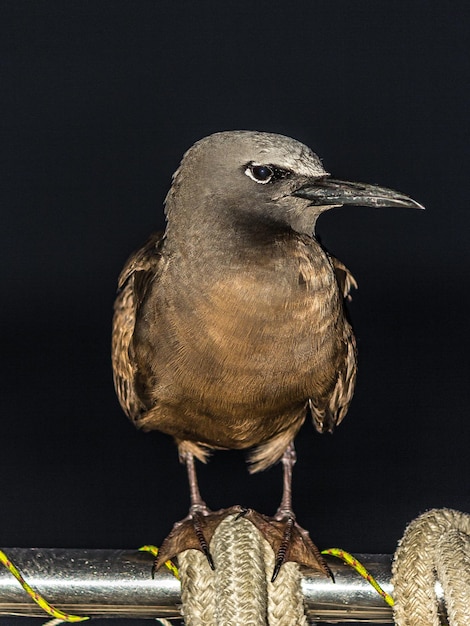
top-left (392, 508), bottom-right (470, 626)
top-left (178, 514), bottom-right (307, 625)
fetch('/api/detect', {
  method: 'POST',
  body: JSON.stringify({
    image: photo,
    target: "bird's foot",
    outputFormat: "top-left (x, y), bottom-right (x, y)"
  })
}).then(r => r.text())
top-left (154, 505), bottom-right (244, 572)
top-left (241, 509), bottom-right (333, 582)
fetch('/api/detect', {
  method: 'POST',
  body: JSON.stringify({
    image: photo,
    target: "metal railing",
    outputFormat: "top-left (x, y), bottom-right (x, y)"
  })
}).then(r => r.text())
top-left (0, 548), bottom-right (445, 623)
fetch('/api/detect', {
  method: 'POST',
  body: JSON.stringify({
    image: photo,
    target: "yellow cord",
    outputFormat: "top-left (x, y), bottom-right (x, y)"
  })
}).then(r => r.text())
top-left (0, 546), bottom-right (179, 623)
top-left (139, 544), bottom-right (180, 579)
top-left (321, 547), bottom-right (394, 607)
top-left (0, 549), bottom-right (88, 622)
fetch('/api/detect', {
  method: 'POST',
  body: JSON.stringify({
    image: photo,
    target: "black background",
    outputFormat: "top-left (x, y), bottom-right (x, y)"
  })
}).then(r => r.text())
top-left (1, 2), bottom-right (469, 624)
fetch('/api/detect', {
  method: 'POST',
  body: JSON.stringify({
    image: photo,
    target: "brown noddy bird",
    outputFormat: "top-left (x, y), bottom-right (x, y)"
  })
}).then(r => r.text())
top-left (112, 131), bottom-right (423, 580)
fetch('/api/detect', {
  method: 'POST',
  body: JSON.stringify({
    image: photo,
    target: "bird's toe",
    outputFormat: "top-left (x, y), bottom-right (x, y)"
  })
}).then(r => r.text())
top-left (154, 505), bottom-right (244, 571)
top-left (242, 509), bottom-right (333, 582)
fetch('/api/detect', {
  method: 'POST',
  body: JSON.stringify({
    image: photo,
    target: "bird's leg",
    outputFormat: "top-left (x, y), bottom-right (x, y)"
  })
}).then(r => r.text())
top-left (274, 442), bottom-right (296, 520)
top-left (154, 451), bottom-right (241, 571)
top-left (272, 442), bottom-right (332, 581)
top-left (182, 451), bottom-right (214, 568)
top-left (243, 442), bottom-right (332, 581)
top-left (271, 443), bottom-right (308, 581)
top-left (185, 451), bottom-right (210, 515)
top-left (270, 443), bottom-right (297, 581)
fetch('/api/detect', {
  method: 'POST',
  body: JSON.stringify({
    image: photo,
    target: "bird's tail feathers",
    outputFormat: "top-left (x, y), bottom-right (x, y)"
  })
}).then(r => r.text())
top-left (308, 399), bottom-right (337, 434)
top-left (248, 416), bottom-right (304, 473)
top-left (177, 440), bottom-right (213, 465)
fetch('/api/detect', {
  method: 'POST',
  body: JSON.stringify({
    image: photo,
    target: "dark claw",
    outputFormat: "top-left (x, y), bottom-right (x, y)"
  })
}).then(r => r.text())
top-left (271, 560), bottom-right (282, 583)
top-left (203, 547), bottom-right (215, 570)
top-left (271, 517), bottom-right (294, 582)
top-left (234, 507), bottom-right (249, 520)
top-left (192, 511), bottom-right (215, 569)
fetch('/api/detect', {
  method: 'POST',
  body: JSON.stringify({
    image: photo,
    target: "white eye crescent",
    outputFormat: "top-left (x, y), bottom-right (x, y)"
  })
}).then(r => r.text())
top-left (245, 164), bottom-right (274, 184)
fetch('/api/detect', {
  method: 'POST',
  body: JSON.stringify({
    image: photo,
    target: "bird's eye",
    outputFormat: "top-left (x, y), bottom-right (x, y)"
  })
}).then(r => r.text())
top-left (245, 164), bottom-right (274, 184)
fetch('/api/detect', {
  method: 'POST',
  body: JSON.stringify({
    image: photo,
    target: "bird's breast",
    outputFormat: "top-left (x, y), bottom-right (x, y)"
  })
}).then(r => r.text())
top-left (139, 238), bottom-right (346, 445)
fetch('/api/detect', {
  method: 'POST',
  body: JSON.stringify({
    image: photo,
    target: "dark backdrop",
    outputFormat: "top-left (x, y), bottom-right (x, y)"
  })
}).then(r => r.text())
top-left (1, 2), bottom-right (469, 624)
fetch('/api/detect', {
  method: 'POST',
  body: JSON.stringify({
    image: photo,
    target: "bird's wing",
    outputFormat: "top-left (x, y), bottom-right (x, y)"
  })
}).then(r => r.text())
top-left (330, 255), bottom-right (358, 301)
top-left (112, 231), bottom-right (164, 421)
top-left (309, 255), bottom-right (357, 433)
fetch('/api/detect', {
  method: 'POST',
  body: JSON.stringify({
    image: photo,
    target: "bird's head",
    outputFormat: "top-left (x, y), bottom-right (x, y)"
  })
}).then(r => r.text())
top-left (165, 131), bottom-right (424, 238)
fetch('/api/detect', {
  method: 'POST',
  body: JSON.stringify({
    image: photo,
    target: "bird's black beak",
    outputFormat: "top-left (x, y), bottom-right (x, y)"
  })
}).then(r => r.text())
top-left (293, 178), bottom-right (425, 210)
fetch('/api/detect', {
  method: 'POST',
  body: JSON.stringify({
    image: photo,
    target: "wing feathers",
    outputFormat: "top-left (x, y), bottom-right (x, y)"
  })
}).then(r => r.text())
top-left (112, 232), bottom-right (164, 421)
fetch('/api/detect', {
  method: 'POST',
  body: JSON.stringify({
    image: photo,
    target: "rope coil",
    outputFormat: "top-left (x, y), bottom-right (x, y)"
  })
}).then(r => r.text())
top-left (392, 508), bottom-right (470, 626)
top-left (178, 514), bottom-right (307, 625)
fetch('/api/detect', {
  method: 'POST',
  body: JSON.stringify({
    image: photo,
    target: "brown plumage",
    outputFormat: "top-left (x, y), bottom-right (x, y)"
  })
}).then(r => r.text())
top-left (112, 131), bottom-right (423, 578)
